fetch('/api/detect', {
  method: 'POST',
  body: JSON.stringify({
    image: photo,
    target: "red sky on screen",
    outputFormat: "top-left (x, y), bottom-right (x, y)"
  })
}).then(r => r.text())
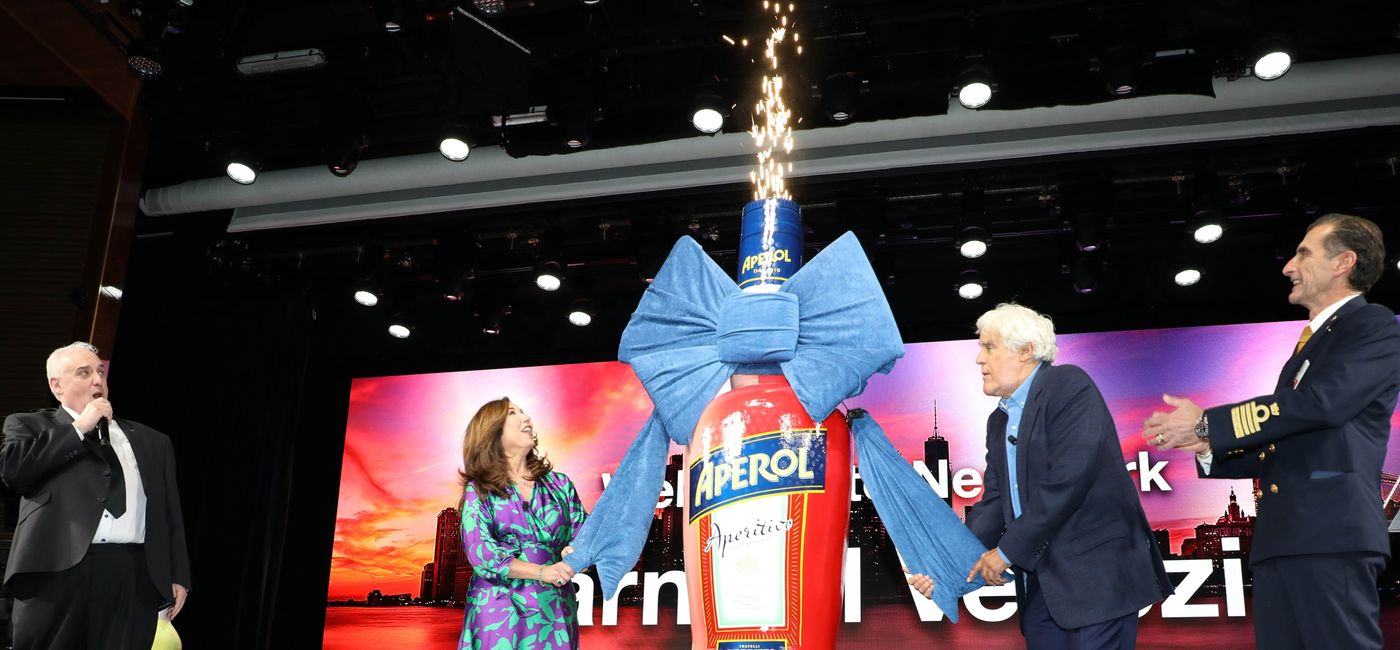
top-left (327, 318), bottom-right (1400, 600)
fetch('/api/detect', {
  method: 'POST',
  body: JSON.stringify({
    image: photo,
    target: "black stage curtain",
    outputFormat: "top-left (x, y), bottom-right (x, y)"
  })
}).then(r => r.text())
top-left (112, 231), bottom-right (349, 649)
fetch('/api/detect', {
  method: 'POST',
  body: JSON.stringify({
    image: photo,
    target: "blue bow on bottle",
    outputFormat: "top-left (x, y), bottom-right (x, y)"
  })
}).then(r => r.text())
top-left (564, 231), bottom-right (989, 621)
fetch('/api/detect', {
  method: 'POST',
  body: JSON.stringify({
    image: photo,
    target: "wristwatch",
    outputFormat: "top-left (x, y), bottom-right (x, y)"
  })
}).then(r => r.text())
top-left (1194, 412), bottom-right (1209, 441)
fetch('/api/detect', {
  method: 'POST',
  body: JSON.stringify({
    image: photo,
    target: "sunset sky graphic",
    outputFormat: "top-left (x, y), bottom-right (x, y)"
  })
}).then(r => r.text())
top-left (328, 318), bottom-right (1400, 600)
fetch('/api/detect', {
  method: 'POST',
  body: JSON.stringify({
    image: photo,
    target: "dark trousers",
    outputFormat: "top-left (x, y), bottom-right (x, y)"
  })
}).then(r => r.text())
top-left (1252, 552), bottom-right (1386, 650)
top-left (1020, 572), bottom-right (1138, 650)
top-left (10, 544), bottom-right (162, 650)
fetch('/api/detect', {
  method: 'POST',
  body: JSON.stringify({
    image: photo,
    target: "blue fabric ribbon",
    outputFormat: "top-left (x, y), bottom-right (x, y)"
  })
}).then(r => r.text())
top-left (565, 231), bottom-right (984, 621)
top-left (848, 409), bottom-right (989, 622)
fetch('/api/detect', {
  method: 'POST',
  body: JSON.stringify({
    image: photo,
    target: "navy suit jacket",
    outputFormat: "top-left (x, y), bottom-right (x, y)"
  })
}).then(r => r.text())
top-left (1204, 296), bottom-right (1400, 563)
top-left (967, 363), bottom-right (1172, 630)
top-left (0, 408), bottom-right (191, 608)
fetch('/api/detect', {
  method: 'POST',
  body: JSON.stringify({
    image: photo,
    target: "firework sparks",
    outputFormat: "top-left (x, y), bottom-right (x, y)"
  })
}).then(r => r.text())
top-left (747, 1), bottom-right (798, 201)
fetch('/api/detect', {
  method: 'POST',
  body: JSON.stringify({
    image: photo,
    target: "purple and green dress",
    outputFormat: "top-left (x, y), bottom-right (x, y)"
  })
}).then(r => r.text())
top-left (459, 471), bottom-right (587, 650)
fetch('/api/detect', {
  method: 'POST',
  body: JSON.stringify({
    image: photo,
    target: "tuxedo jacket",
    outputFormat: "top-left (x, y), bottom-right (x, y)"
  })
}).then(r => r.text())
top-left (1204, 296), bottom-right (1400, 563)
top-left (966, 363), bottom-right (1172, 630)
top-left (0, 408), bottom-right (191, 607)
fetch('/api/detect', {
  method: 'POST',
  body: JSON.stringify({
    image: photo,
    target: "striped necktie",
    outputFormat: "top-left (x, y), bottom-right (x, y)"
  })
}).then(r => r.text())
top-left (1294, 325), bottom-right (1313, 355)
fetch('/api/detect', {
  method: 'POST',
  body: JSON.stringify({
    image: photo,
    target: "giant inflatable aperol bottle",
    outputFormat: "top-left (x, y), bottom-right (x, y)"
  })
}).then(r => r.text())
top-left (682, 198), bottom-right (851, 650)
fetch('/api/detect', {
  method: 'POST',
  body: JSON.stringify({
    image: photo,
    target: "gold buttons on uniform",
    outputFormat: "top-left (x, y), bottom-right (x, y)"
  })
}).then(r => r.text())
top-left (1259, 451), bottom-right (1266, 461)
top-left (1268, 444), bottom-right (1277, 452)
top-left (1254, 489), bottom-right (1264, 500)
top-left (1269, 483), bottom-right (1279, 494)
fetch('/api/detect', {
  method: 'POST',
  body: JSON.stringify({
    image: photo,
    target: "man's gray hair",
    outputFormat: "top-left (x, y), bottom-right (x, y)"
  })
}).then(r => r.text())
top-left (46, 342), bottom-right (101, 396)
top-left (975, 303), bottom-right (1058, 363)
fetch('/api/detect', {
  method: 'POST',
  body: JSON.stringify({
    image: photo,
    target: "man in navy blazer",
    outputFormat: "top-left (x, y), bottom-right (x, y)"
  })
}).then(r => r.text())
top-left (913, 303), bottom-right (1171, 649)
top-left (1147, 214), bottom-right (1399, 649)
top-left (1, 342), bottom-right (191, 650)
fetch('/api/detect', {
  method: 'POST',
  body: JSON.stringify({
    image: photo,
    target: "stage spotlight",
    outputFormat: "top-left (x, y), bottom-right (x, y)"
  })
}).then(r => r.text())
top-left (568, 299), bottom-right (594, 327)
top-left (479, 303), bottom-right (511, 335)
top-left (100, 285), bottom-right (124, 300)
top-left (957, 188), bottom-right (990, 258)
top-left (959, 237), bottom-right (988, 259)
top-left (353, 289), bottom-right (380, 307)
top-left (473, 0), bottom-right (505, 16)
top-left (225, 149), bottom-right (259, 185)
top-left (439, 123), bottom-right (472, 161)
top-left (327, 135), bottom-right (368, 177)
top-left (820, 72), bottom-right (860, 122)
top-left (552, 108), bottom-right (594, 149)
top-left (1190, 207), bottom-right (1225, 244)
top-left (376, 0), bottom-right (403, 32)
top-left (535, 261), bottom-right (563, 291)
top-left (957, 270), bottom-right (985, 300)
top-left (1102, 43), bottom-right (1141, 96)
top-left (954, 67), bottom-right (995, 109)
top-left (1252, 37), bottom-right (1292, 81)
top-left (387, 314), bottom-right (413, 338)
top-left (1071, 254), bottom-right (1102, 294)
top-left (1071, 212), bottom-right (1105, 253)
top-left (691, 92), bottom-right (726, 134)
top-left (1174, 267), bottom-right (1202, 286)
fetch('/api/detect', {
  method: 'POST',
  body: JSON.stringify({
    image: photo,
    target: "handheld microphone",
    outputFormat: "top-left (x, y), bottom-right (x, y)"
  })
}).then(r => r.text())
top-left (1007, 434), bottom-right (1017, 445)
top-left (97, 417), bottom-right (110, 443)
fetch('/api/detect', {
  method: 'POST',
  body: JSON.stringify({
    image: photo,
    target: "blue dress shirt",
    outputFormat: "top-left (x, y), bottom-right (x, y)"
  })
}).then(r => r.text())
top-left (996, 362), bottom-right (1041, 565)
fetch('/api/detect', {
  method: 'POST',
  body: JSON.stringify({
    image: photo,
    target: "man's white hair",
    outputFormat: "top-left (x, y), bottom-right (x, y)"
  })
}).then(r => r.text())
top-left (46, 342), bottom-right (101, 398)
top-left (975, 303), bottom-right (1058, 363)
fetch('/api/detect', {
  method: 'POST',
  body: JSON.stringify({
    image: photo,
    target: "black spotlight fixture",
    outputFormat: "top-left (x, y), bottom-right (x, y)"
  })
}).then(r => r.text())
top-left (1101, 42), bottom-right (1141, 96)
top-left (225, 147), bottom-right (259, 185)
top-left (375, 0), bottom-right (404, 32)
top-left (1070, 253), bottom-right (1103, 295)
top-left (478, 303), bottom-right (511, 335)
top-left (1189, 207), bottom-right (1225, 244)
top-left (353, 286), bottom-right (381, 307)
top-left (956, 269), bottom-right (986, 300)
top-left (548, 103), bottom-right (598, 150)
top-left (387, 313), bottom-right (414, 339)
top-left (819, 72), bottom-right (861, 123)
top-left (568, 298), bottom-right (595, 327)
top-left (690, 91), bottom-right (727, 134)
top-left (1172, 250), bottom-right (1204, 287)
top-left (956, 188), bottom-right (991, 259)
top-left (321, 89), bottom-right (372, 177)
top-left (1251, 35), bottom-right (1293, 81)
top-left (1071, 212), bottom-right (1106, 253)
top-left (534, 260), bottom-right (564, 291)
top-left (327, 135), bottom-right (368, 177)
top-left (439, 122), bottom-right (472, 161)
top-left (954, 65), bottom-right (996, 109)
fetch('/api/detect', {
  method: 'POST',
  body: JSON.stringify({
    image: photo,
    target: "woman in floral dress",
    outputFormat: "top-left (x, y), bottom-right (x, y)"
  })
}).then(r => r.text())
top-left (458, 397), bottom-right (587, 650)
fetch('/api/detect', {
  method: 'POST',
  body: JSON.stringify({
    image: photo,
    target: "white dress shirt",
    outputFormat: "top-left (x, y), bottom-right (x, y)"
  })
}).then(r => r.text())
top-left (62, 406), bottom-right (148, 544)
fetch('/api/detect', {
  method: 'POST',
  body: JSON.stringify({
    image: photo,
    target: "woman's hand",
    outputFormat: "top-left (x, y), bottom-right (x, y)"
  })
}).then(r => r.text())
top-left (539, 561), bottom-right (576, 587)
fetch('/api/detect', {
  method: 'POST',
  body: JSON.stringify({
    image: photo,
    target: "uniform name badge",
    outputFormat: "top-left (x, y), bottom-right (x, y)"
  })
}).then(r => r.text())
top-left (1292, 359), bottom-right (1310, 389)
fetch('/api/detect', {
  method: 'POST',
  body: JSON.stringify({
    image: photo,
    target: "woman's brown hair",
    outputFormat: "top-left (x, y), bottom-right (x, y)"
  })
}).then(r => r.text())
top-left (458, 397), bottom-right (552, 498)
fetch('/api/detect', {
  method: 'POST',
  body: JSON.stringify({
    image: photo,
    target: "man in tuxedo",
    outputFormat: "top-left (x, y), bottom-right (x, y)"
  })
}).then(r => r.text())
top-left (1146, 214), bottom-right (1399, 649)
top-left (0, 342), bottom-right (191, 650)
top-left (914, 303), bottom-right (1171, 649)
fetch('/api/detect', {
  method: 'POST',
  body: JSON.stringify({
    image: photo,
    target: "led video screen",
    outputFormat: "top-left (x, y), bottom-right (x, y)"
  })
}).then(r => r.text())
top-left (325, 319), bottom-right (1400, 649)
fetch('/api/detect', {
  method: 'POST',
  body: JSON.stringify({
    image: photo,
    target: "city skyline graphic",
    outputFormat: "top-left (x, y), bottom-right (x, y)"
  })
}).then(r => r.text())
top-left (328, 318), bottom-right (1400, 601)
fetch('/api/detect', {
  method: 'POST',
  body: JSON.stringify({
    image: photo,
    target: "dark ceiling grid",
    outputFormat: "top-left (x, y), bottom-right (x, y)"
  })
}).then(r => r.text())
top-left (104, 0), bottom-right (1400, 371)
